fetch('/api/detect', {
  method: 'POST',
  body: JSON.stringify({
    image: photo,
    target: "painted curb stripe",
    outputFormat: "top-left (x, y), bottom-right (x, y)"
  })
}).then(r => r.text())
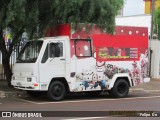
top-left (14, 95), bottom-right (160, 105)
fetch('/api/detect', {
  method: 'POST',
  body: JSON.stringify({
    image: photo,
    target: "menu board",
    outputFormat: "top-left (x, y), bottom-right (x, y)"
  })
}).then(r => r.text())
top-left (97, 47), bottom-right (139, 61)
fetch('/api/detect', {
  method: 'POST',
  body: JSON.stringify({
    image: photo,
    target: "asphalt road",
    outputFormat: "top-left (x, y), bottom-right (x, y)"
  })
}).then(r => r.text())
top-left (0, 92), bottom-right (160, 120)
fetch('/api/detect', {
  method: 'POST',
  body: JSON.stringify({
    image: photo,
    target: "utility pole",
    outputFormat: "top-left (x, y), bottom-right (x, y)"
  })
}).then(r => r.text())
top-left (149, 0), bottom-right (156, 77)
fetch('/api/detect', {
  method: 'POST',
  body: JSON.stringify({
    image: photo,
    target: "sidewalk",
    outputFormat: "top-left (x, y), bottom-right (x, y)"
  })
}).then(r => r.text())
top-left (0, 79), bottom-right (160, 98)
top-left (129, 78), bottom-right (160, 93)
top-left (0, 80), bottom-right (26, 98)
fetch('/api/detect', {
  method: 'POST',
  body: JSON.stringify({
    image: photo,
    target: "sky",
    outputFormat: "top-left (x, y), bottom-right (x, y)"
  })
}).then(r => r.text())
top-left (123, 0), bottom-right (145, 16)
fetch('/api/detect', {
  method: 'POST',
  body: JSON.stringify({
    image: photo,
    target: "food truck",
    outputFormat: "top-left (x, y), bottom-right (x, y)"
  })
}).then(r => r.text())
top-left (11, 24), bottom-right (150, 101)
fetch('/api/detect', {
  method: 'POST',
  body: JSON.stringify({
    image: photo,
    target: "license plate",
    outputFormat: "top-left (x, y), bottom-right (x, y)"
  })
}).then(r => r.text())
top-left (17, 82), bottom-right (21, 86)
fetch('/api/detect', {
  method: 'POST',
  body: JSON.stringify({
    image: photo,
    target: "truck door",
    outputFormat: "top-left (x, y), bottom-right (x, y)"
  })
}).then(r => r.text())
top-left (39, 41), bottom-right (66, 86)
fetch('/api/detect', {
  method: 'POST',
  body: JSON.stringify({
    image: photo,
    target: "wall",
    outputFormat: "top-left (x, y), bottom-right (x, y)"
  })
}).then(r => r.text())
top-left (145, 1), bottom-right (151, 14)
top-left (150, 39), bottom-right (160, 78)
top-left (144, 0), bottom-right (160, 14)
top-left (116, 14), bottom-right (151, 35)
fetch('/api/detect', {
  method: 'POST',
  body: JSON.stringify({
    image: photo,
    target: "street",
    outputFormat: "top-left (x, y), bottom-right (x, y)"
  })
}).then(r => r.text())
top-left (0, 92), bottom-right (160, 120)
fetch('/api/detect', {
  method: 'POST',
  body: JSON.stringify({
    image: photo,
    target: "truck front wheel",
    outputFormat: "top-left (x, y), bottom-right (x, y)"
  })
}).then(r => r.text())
top-left (48, 81), bottom-right (66, 101)
top-left (109, 79), bottom-right (129, 98)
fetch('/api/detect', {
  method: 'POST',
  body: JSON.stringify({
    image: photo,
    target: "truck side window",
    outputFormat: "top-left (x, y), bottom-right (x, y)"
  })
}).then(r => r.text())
top-left (41, 42), bottom-right (63, 63)
top-left (41, 45), bottom-right (49, 63)
top-left (50, 43), bottom-right (63, 58)
top-left (75, 39), bottom-right (92, 57)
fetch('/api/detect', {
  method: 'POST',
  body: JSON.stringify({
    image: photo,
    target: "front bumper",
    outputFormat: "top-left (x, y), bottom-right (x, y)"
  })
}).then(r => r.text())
top-left (11, 76), bottom-right (40, 90)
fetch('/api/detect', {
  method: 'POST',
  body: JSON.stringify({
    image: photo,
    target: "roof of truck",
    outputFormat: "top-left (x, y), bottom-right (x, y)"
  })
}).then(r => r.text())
top-left (40, 36), bottom-right (69, 41)
top-left (27, 36), bottom-right (69, 42)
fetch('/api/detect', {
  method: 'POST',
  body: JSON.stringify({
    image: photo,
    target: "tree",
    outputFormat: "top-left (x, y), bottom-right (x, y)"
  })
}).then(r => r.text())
top-left (155, 6), bottom-right (160, 39)
top-left (50, 0), bottom-right (123, 32)
top-left (0, 0), bottom-right (123, 87)
top-left (0, 0), bottom-right (40, 86)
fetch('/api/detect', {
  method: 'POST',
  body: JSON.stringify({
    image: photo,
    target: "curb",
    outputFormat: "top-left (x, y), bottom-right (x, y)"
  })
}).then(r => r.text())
top-left (129, 88), bottom-right (144, 91)
top-left (129, 88), bottom-right (160, 93)
top-left (0, 91), bottom-right (5, 98)
top-left (0, 90), bottom-right (27, 98)
top-left (143, 90), bottom-right (160, 93)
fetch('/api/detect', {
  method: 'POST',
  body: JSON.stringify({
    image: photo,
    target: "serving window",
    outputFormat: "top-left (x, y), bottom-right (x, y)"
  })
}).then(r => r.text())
top-left (74, 39), bottom-right (92, 57)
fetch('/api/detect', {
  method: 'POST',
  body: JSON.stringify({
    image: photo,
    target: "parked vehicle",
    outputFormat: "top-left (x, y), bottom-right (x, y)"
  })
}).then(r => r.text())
top-left (11, 25), bottom-right (150, 101)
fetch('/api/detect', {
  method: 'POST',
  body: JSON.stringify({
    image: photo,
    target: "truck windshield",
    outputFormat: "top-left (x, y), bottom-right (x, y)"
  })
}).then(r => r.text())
top-left (17, 41), bottom-right (43, 63)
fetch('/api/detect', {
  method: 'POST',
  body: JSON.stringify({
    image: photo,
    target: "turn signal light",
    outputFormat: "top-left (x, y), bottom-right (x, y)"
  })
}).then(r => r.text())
top-left (34, 83), bottom-right (39, 87)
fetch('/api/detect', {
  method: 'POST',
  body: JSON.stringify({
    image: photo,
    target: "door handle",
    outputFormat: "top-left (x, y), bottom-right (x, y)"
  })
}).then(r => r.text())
top-left (60, 59), bottom-right (65, 60)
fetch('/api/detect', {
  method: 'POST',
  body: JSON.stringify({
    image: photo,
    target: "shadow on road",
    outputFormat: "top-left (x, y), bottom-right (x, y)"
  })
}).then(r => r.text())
top-left (14, 91), bottom-right (152, 103)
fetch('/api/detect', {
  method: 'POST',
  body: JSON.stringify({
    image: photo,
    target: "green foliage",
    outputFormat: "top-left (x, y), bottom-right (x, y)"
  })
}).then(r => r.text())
top-left (155, 6), bottom-right (160, 39)
top-left (0, 0), bottom-right (123, 43)
top-left (52, 0), bottom-right (123, 33)
top-left (0, 0), bottom-right (40, 40)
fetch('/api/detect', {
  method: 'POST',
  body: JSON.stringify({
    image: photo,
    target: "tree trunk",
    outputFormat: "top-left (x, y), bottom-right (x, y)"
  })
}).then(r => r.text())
top-left (0, 27), bottom-right (24, 87)
top-left (0, 29), bottom-right (12, 87)
top-left (2, 55), bottom-right (12, 87)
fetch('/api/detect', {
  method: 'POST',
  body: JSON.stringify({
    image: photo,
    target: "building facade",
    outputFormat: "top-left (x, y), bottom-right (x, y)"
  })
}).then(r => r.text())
top-left (144, 0), bottom-right (160, 14)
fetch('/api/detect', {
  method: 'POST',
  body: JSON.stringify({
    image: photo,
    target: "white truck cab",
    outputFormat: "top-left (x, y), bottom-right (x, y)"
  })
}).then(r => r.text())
top-left (11, 35), bottom-right (150, 101)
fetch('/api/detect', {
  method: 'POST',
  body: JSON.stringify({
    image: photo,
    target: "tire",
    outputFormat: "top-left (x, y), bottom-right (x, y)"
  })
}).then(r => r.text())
top-left (109, 79), bottom-right (129, 98)
top-left (48, 81), bottom-right (66, 101)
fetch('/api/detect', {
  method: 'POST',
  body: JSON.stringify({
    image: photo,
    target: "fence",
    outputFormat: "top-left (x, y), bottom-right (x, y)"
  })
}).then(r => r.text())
top-left (0, 44), bottom-right (22, 80)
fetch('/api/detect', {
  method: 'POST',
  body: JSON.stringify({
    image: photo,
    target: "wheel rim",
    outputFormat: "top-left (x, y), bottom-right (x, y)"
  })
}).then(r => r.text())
top-left (117, 83), bottom-right (127, 94)
top-left (51, 84), bottom-right (63, 97)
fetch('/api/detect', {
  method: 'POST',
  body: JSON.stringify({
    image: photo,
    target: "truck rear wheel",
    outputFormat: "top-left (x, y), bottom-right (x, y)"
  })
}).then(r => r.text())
top-left (48, 81), bottom-right (66, 101)
top-left (109, 79), bottom-right (129, 98)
